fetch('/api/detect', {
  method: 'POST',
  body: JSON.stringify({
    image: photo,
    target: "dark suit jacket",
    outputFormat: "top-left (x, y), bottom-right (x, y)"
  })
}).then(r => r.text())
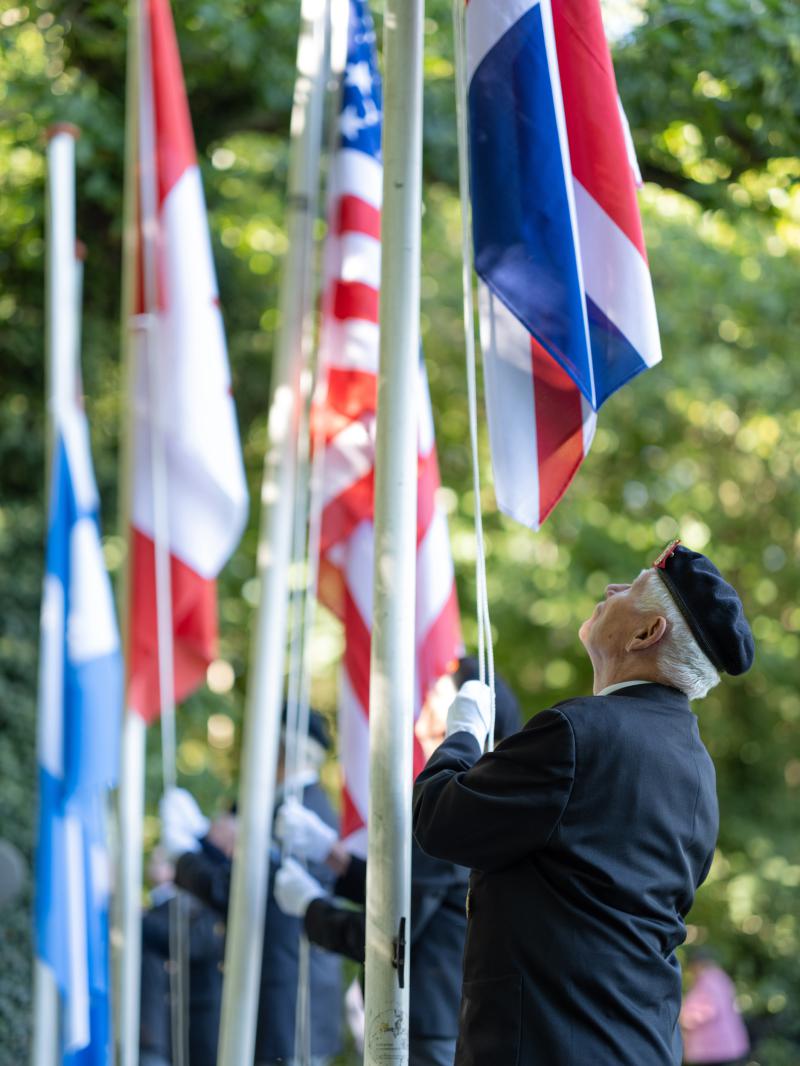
top-left (140, 895), bottom-right (226, 1066)
top-left (175, 781), bottom-right (342, 1061)
top-left (412, 683), bottom-right (719, 1066)
top-left (305, 844), bottom-right (468, 1038)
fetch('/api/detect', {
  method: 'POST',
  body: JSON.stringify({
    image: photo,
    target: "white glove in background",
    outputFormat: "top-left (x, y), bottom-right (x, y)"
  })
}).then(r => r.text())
top-left (274, 857), bottom-right (326, 918)
top-left (274, 799), bottom-right (338, 863)
top-left (159, 787), bottom-right (210, 859)
top-left (446, 680), bottom-right (492, 748)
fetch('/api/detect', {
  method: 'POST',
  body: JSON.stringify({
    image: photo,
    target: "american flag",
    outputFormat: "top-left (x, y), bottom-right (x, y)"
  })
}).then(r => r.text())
top-left (467, 0), bottom-right (661, 528)
top-left (314, 0), bottom-right (462, 854)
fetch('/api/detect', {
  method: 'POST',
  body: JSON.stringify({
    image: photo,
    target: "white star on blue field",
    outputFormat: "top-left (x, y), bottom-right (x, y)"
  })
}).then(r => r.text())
top-left (340, 0), bottom-right (382, 160)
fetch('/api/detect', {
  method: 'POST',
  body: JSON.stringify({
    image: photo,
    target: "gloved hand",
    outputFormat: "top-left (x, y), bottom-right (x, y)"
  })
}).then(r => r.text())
top-left (446, 680), bottom-right (492, 748)
top-left (159, 787), bottom-right (210, 858)
top-left (274, 858), bottom-right (326, 918)
top-left (274, 799), bottom-right (338, 863)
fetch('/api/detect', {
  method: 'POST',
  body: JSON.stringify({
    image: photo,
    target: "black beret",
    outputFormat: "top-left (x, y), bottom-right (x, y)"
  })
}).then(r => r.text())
top-left (651, 540), bottom-right (754, 676)
top-left (455, 656), bottom-right (522, 740)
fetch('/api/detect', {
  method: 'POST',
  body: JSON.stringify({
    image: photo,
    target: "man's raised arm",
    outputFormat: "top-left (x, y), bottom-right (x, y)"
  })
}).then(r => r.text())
top-left (412, 683), bottom-right (575, 873)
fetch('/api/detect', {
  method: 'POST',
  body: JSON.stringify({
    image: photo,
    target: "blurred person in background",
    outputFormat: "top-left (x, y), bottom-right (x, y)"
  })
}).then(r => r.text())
top-left (273, 659), bottom-right (522, 1066)
top-left (139, 846), bottom-right (226, 1066)
top-left (680, 949), bottom-right (750, 1066)
top-left (162, 709), bottom-right (342, 1066)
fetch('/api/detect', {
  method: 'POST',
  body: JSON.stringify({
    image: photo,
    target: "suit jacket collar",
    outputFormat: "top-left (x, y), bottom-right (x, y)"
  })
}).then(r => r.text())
top-left (605, 681), bottom-right (692, 711)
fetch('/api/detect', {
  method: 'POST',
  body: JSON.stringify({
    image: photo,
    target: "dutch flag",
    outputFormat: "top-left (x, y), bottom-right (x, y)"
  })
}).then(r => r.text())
top-left (467, 0), bottom-right (661, 528)
top-left (36, 400), bottom-right (122, 1059)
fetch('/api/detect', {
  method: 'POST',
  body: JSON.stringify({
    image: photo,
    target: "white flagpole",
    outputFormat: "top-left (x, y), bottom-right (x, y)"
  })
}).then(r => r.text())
top-left (363, 0), bottom-right (425, 1060)
top-left (30, 960), bottom-right (59, 1066)
top-left (33, 119), bottom-right (81, 1066)
top-left (215, 0), bottom-right (330, 1063)
top-left (44, 125), bottom-right (80, 478)
top-left (114, 2), bottom-right (145, 1063)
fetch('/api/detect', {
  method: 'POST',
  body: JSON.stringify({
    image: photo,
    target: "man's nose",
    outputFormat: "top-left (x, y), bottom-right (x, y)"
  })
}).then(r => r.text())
top-left (604, 583), bottom-right (630, 599)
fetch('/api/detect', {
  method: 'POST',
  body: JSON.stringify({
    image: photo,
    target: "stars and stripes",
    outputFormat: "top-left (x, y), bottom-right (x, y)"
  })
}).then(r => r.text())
top-left (315, 0), bottom-right (462, 854)
top-left (466, 0), bottom-right (661, 528)
top-left (127, 0), bottom-right (248, 722)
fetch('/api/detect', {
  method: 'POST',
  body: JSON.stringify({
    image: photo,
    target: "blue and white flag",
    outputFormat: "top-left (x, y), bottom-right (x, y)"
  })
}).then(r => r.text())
top-left (36, 402), bottom-right (122, 1062)
top-left (466, 0), bottom-right (661, 527)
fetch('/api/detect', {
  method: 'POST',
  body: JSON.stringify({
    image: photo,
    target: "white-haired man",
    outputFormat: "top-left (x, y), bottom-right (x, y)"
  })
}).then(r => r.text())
top-left (412, 541), bottom-right (754, 1066)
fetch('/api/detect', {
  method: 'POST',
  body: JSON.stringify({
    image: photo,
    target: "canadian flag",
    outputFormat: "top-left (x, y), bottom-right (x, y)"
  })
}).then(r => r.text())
top-left (127, 0), bottom-right (248, 721)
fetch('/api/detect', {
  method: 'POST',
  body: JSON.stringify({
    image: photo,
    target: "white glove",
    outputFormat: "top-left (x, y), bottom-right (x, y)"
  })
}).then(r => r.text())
top-left (274, 858), bottom-right (326, 918)
top-left (159, 787), bottom-right (210, 859)
top-left (274, 799), bottom-right (338, 863)
top-left (446, 680), bottom-right (492, 748)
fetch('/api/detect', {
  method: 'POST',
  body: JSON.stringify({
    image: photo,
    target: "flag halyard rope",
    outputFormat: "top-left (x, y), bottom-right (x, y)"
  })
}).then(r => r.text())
top-left (452, 0), bottom-right (497, 749)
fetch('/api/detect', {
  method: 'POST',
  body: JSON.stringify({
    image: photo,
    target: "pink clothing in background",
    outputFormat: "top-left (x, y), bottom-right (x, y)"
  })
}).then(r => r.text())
top-left (681, 964), bottom-right (750, 1063)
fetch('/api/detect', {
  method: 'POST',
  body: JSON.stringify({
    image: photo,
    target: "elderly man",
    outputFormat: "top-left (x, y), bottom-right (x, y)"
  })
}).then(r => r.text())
top-left (412, 542), bottom-right (754, 1066)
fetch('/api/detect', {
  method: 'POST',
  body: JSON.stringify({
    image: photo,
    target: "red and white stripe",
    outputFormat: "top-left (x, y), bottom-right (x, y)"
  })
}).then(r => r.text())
top-left (314, 150), bottom-right (462, 855)
top-left (127, 0), bottom-right (248, 722)
top-left (551, 0), bottom-right (660, 372)
top-left (478, 284), bottom-right (596, 528)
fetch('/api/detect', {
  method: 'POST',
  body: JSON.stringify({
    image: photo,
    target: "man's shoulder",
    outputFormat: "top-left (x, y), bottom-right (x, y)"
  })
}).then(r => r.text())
top-left (543, 685), bottom-right (700, 753)
top-left (524, 695), bottom-right (598, 729)
top-left (535, 693), bottom-right (633, 740)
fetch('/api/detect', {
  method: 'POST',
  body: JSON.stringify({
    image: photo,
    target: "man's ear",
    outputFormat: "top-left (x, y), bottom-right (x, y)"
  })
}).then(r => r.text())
top-left (626, 615), bottom-right (667, 652)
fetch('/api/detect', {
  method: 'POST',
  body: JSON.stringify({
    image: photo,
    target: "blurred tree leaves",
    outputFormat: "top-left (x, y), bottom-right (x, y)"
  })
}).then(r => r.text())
top-left (1, 0), bottom-right (798, 1061)
top-left (616, 0), bottom-right (800, 211)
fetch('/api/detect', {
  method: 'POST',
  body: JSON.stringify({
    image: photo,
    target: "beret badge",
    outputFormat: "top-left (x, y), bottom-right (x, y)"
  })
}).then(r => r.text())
top-left (653, 539), bottom-right (681, 570)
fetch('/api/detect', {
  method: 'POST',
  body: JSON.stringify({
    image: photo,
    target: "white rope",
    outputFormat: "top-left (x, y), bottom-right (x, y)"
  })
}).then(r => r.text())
top-left (293, 934), bottom-right (313, 1066)
top-left (282, 11), bottom-right (336, 1064)
top-left (280, 355), bottom-right (328, 1066)
top-left (452, 0), bottom-right (496, 749)
top-left (283, 363), bottom-right (314, 815)
top-left (280, 304), bottom-right (326, 1066)
top-left (285, 0), bottom-right (336, 814)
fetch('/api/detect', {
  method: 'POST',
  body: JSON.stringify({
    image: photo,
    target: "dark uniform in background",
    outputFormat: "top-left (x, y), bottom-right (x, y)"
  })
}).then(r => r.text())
top-left (297, 661), bottom-right (522, 1066)
top-left (303, 843), bottom-right (468, 1063)
top-left (413, 682), bottom-right (719, 1066)
top-left (139, 893), bottom-right (226, 1066)
top-left (175, 781), bottom-right (342, 1065)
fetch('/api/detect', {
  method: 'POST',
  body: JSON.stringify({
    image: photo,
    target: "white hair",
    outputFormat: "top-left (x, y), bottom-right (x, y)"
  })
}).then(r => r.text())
top-left (638, 573), bottom-right (721, 701)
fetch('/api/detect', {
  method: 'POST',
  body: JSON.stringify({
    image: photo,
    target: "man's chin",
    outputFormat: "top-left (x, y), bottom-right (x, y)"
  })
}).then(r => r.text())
top-left (578, 617), bottom-right (593, 645)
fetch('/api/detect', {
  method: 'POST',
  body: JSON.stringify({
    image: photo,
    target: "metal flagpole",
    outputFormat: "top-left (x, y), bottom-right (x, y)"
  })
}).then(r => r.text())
top-left (43, 125), bottom-right (80, 494)
top-left (114, 2), bottom-right (145, 1063)
top-left (215, 0), bottom-right (330, 1062)
top-left (363, 0), bottom-right (425, 1060)
top-left (32, 120), bottom-right (81, 1066)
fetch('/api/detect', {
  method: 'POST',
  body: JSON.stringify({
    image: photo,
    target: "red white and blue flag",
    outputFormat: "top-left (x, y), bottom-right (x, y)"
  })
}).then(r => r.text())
top-left (467, 0), bottom-right (661, 527)
top-left (127, 0), bottom-right (248, 721)
top-left (315, 0), bottom-right (462, 854)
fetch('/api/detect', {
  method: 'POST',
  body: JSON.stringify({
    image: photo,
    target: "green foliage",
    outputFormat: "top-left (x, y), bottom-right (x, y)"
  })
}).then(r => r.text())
top-left (616, 0), bottom-right (800, 210)
top-left (1, 0), bottom-right (798, 1062)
